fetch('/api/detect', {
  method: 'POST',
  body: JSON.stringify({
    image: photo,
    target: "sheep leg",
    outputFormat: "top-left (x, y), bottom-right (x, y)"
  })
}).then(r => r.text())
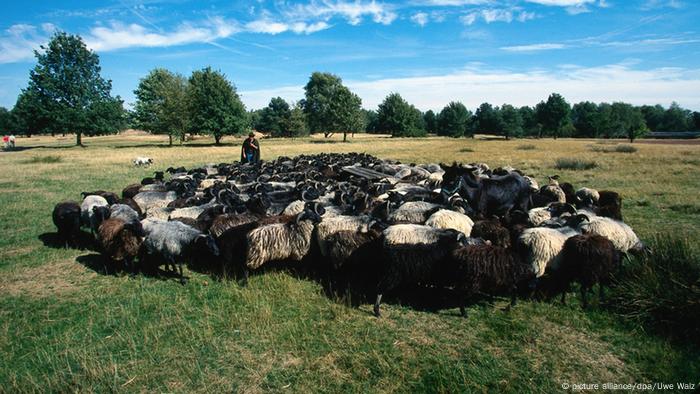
top-left (178, 264), bottom-right (188, 285)
top-left (580, 286), bottom-right (588, 309)
top-left (598, 284), bottom-right (605, 304)
top-left (373, 294), bottom-right (383, 317)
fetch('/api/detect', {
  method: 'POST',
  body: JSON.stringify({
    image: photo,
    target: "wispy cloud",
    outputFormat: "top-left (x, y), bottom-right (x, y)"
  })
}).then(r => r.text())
top-left (283, 0), bottom-right (397, 26)
top-left (0, 23), bottom-right (56, 64)
top-left (245, 18), bottom-right (331, 35)
top-left (85, 17), bottom-right (239, 52)
top-left (501, 43), bottom-right (568, 51)
top-left (240, 64), bottom-right (700, 111)
top-left (641, 0), bottom-right (684, 10)
top-left (460, 8), bottom-right (536, 25)
top-left (411, 12), bottom-right (430, 26)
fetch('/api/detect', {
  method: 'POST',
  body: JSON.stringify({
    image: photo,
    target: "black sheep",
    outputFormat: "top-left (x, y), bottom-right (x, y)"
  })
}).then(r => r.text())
top-left (471, 218), bottom-right (511, 248)
top-left (597, 190), bottom-right (623, 221)
top-left (52, 201), bottom-right (82, 247)
top-left (543, 233), bottom-right (620, 308)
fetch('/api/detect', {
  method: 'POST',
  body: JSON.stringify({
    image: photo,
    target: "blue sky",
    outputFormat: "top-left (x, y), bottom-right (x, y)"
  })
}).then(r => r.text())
top-left (1, 0), bottom-right (699, 111)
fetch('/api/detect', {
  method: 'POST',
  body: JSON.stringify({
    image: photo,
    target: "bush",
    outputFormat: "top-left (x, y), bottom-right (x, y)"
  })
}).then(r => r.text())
top-left (516, 144), bottom-right (536, 150)
top-left (614, 144), bottom-right (637, 153)
top-left (554, 158), bottom-right (597, 170)
top-left (459, 147), bottom-right (474, 153)
top-left (608, 235), bottom-right (700, 342)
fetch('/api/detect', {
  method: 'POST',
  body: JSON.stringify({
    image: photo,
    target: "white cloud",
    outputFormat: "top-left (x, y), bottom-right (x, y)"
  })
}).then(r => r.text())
top-left (411, 12), bottom-right (430, 26)
top-left (418, 0), bottom-right (492, 5)
top-left (85, 17), bottom-right (240, 51)
top-left (641, 0), bottom-right (684, 10)
top-left (524, 0), bottom-right (595, 6)
top-left (284, 1), bottom-right (397, 26)
top-left (245, 18), bottom-right (331, 35)
top-left (0, 24), bottom-right (49, 64)
top-left (501, 43), bottom-right (568, 51)
top-left (240, 64), bottom-right (700, 111)
top-left (460, 8), bottom-right (535, 25)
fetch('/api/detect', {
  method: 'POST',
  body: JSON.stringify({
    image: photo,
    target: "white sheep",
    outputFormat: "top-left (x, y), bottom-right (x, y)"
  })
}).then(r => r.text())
top-left (133, 191), bottom-right (178, 213)
top-left (133, 156), bottom-right (153, 166)
top-left (578, 216), bottom-right (643, 253)
top-left (80, 195), bottom-right (110, 234)
top-left (387, 201), bottom-right (441, 224)
top-left (316, 215), bottom-right (375, 256)
top-left (518, 226), bottom-right (581, 277)
top-left (425, 209), bottom-right (474, 236)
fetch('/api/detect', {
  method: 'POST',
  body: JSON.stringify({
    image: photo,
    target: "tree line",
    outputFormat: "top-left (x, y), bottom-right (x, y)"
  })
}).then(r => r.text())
top-left (2, 31), bottom-right (699, 145)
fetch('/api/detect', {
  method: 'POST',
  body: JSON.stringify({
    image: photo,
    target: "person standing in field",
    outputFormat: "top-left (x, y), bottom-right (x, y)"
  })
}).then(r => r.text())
top-left (2, 135), bottom-right (8, 150)
top-left (9, 135), bottom-right (15, 149)
top-left (241, 132), bottom-right (260, 164)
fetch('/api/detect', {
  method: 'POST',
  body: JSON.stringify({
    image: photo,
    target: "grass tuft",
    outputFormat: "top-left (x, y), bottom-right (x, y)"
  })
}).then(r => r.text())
top-left (589, 144), bottom-right (637, 153)
top-left (23, 155), bottom-right (62, 164)
top-left (608, 235), bottom-right (700, 342)
top-left (554, 158), bottom-right (597, 170)
top-left (459, 147), bottom-right (475, 152)
top-left (668, 204), bottom-right (700, 215)
top-left (614, 144), bottom-right (637, 153)
top-left (516, 144), bottom-right (536, 150)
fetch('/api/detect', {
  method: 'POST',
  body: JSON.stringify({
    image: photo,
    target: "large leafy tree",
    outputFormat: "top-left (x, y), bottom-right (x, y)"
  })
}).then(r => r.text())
top-left (519, 106), bottom-right (540, 137)
top-left (536, 93), bottom-right (571, 139)
top-left (286, 103), bottom-right (309, 137)
top-left (474, 102), bottom-right (504, 136)
top-left (257, 97), bottom-right (292, 137)
top-left (610, 102), bottom-right (647, 142)
top-left (134, 68), bottom-right (189, 145)
top-left (301, 72), bottom-right (363, 142)
top-left (423, 110), bottom-right (437, 134)
top-left (660, 102), bottom-right (690, 132)
top-left (571, 101), bottom-right (600, 138)
top-left (25, 31), bottom-right (123, 145)
top-left (0, 107), bottom-right (14, 134)
top-left (640, 104), bottom-right (665, 132)
top-left (438, 101), bottom-right (472, 137)
top-left (691, 112), bottom-right (700, 131)
top-left (376, 93), bottom-right (425, 137)
top-left (362, 109), bottom-right (379, 133)
top-left (187, 67), bottom-right (248, 144)
top-left (499, 104), bottom-right (523, 140)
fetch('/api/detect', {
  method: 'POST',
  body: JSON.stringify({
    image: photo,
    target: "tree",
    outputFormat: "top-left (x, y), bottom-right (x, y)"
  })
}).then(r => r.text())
top-left (134, 68), bottom-right (189, 145)
top-left (257, 97), bottom-right (292, 137)
top-left (438, 101), bottom-right (472, 137)
top-left (12, 89), bottom-right (52, 137)
top-left (286, 103), bottom-right (309, 137)
top-left (376, 93), bottom-right (425, 137)
top-left (362, 109), bottom-right (379, 133)
top-left (537, 93), bottom-right (571, 139)
top-left (474, 102), bottom-right (504, 136)
top-left (610, 102), bottom-right (647, 142)
top-left (571, 101), bottom-right (600, 138)
top-left (301, 72), bottom-right (363, 142)
top-left (519, 106), bottom-right (540, 137)
top-left (423, 110), bottom-right (437, 134)
top-left (26, 31), bottom-right (122, 145)
top-left (640, 104), bottom-right (665, 132)
top-left (0, 107), bottom-right (14, 134)
top-left (187, 67), bottom-right (248, 144)
top-left (691, 112), bottom-right (700, 131)
top-left (660, 102), bottom-right (690, 132)
top-left (499, 104), bottom-right (523, 140)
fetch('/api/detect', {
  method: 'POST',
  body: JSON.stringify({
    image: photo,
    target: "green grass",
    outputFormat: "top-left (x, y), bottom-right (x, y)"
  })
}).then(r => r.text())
top-left (22, 155), bottom-right (63, 164)
top-left (554, 158), bottom-right (598, 170)
top-left (1, 133), bottom-right (699, 392)
top-left (589, 144), bottom-right (638, 153)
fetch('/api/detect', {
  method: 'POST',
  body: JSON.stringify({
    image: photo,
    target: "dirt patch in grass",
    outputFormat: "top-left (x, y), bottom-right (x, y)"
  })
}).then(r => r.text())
top-left (22, 155), bottom-right (63, 164)
top-left (0, 258), bottom-right (94, 298)
top-left (0, 245), bottom-right (36, 259)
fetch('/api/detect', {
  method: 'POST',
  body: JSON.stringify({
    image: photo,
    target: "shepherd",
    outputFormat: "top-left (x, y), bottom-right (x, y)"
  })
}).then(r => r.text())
top-left (241, 132), bottom-right (260, 164)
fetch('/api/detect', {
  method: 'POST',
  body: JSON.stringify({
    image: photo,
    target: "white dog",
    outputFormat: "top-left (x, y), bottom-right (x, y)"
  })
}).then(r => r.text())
top-left (133, 156), bottom-right (153, 166)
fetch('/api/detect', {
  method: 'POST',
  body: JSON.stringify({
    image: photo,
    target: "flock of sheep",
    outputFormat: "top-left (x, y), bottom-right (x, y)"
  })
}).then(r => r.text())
top-left (51, 152), bottom-right (645, 317)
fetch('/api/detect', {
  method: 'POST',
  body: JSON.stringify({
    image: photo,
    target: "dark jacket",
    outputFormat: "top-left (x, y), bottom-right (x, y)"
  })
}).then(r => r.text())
top-left (241, 137), bottom-right (260, 164)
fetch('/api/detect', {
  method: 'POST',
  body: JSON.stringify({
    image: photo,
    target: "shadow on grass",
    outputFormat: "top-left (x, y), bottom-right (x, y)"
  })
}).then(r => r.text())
top-left (112, 142), bottom-right (240, 149)
top-left (38, 231), bottom-right (99, 252)
top-left (309, 140), bottom-right (351, 144)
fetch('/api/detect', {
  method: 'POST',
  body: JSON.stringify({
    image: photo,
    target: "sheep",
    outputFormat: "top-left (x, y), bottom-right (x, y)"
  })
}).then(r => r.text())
top-left (97, 218), bottom-right (145, 273)
top-left (117, 198), bottom-right (143, 218)
top-left (316, 215), bottom-right (375, 257)
top-left (122, 183), bottom-right (142, 199)
top-left (425, 209), bottom-right (474, 236)
top-left (282, 200), bottom-right (307, 216)
top-left (245, 209), bottom-right (323, 270)
top-left (597, 190), bottom-right (623, 221)
top-left (109, 204), bottom-right (141, 225)
top-left (527, 202), bottom-right (577, 226)
top-left (576, 187), bottom-right (599, 208)
top-left (387, 201), bottom-right (441, 224)
top-left (539, 233), bottom-right (620, 308)
top-left (141, 220), bottom-right (220, 284)
top-left (577, 215), bottom-right (644, 253)
top-left (374, 225), bottom-right (469, 317)
top-left (52, 201), bottom-right (82, 247)
top-left (538, 176), bottom-right (566, 204)
top-left (440, 244), bottom-right (536, 316)
top-left (81, 195), bottom-right (110, 234)
top-left (471, 218), bottom-right (510, 248)
top-left (81, 191), bottom-right (119, 205)
top-left (133, 156), bottom-right (153, 166)
top-left (133, 191), bottom-right (178, 213)
top-left (517, 215), bottom-right (589, 277)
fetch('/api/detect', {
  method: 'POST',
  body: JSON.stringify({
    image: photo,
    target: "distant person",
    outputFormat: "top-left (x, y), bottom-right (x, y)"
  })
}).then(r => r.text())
top-left (241, 132), bottom-right (260, 164)
top-left (9, 134), bottom-right (15, 149)
top-left (2, 135), bottom-right (8, 150)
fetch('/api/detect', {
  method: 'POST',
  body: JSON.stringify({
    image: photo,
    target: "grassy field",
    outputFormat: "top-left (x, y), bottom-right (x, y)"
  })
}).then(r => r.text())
top-left (1, 133), bottom-right (699, 392)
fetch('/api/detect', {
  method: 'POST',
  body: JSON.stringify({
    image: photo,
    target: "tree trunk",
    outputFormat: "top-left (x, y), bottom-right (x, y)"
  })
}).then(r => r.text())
top-left (169, 134), bottom-right (173, 146)
top-left (76, 132), bottom-right (83, 146)
top-left (215, 135), bottom-right (221, 145)
top-left (343, 132), bottom-right (347, 142)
